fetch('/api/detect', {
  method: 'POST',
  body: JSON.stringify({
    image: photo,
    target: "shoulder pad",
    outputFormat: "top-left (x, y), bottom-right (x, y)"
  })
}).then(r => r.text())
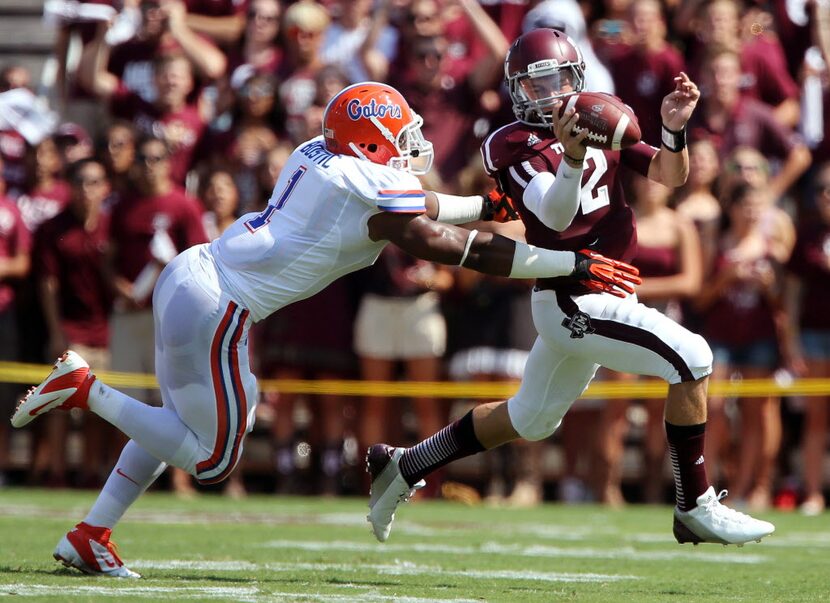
top-left (480, 121), bottom-right (554, 175)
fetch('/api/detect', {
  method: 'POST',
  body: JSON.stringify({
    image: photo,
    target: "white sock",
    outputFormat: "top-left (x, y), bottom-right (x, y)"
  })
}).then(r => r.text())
top-left (83, 440), bottom-right (166, 529)
top-left (87, 381), bottom-right (202, 474)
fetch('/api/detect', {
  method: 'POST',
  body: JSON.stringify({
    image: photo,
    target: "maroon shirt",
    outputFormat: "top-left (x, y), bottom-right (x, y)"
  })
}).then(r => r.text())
top-left (16, 180), bottom-right (72, 233)
top-left (111, 84), bottom-right (206, 185)
top-left (787, 223), bottom-right (830, 331)
top-left (395, 76), bottom-right (479, 183)
top-left (36, 208), bottom-right (112, 347)
top-left (689, 96), bottom-right (798, 161)
top-left (108, 39), bottom-right (182, 103)
top-left (739, 36), bottom-right (800, 108)
top-left (703, 253), bottom-right (777, 346)
top-left (110, 187), bottom-right (208, 284)
top-left (185, 0), bottom-right (247, 16)
top-left (609, 44), bottom-right (686, 147)
top-left (0, 195), bottom-right (30, 312)
top-left (481, 121), bottom-right (656, 291)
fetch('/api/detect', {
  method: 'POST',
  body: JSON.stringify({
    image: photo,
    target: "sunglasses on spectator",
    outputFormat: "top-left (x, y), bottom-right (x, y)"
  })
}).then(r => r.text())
top-left (138, 153), bottom-right (168, 165)
top-left (108, 139), bottom-right (132, 151)
top-left (409, 13), bottom-right (438, 24)
top-left (73, 176), bottom-right (106, 186)
top-left (242, 83), bottom-right (275, 98)
top-left (730, 162), bottom-right (761, 172)
top-left (248, 11), bottom-right (278, 23)
top-left (415, 48), bottom-right (443, 60)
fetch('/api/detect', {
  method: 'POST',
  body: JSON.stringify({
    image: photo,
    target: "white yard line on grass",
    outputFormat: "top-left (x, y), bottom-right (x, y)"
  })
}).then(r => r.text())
top-left (130, 559), bottom-right (639, 583)
top-left (259, 539), bottom-right (767, 564)
top-left (0, 584), bottom-right (260, 601)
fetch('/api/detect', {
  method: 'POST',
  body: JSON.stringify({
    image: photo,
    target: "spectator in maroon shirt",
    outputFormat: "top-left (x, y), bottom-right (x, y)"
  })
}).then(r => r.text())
top-left (608, 0), bottom-right (686, 146)
top-left (0, 64), bottom-right (33, 197)
top-left (393, 2), bottom-right (509, 187)
top-left (690, 47), bottom-right (812, 200)
top-left (96, 0), bottom-right (227, 103)
top-left (107, 135), bottom-right (208, 497)
top-left (0, 156), bottom-right (31, 486)
top-left (785, 161), bottom-right (830, 516)
top-left (16, 137), bottom-right (72, 234)
top-left (696, 183), bottom-right (791, 510)
top-left (185, 0), bottom-right (249, 47)
top-left (36, 158), bottom-right (121, 488)
top-left (226, 0), bottom-right (282, 81)
top-left (682, 0), bottom-right (801, 128)
top-left (80, 21), bottom-right (212, 185)
top-left (101, 121), bottom-right (137, 206)
top-left (276, 0), bottom-right (330, 144)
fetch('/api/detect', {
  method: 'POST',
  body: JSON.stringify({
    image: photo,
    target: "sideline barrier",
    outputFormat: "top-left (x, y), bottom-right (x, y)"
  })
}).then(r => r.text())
top-left (1, 361), bottom-right (829, 399)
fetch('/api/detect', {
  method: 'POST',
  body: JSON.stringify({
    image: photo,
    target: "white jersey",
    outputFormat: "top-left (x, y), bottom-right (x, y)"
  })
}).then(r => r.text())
top-left (209, 136), bottom-right (426, 322)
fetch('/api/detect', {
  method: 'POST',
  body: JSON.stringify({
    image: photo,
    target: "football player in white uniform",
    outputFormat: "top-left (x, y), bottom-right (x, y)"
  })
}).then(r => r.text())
top-left (11, 81), bottom-right (640, 578)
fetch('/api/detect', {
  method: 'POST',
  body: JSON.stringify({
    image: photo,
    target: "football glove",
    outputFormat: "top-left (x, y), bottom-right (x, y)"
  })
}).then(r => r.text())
top-left (571, 249), bottom-right (642, 298)
top-left (482, 188), bottom-right (520, 222)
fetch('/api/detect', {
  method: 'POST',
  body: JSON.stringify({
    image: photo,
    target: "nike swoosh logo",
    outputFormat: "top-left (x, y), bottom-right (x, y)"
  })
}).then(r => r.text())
top-left (116, 468), bottom-right (140, 486)
top-left (28, 396), bottom-right (62, 416)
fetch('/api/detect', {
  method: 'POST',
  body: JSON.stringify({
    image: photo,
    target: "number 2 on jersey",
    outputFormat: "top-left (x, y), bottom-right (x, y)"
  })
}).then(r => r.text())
top-left (244, 166), bottom-right (307, 233)
top-left (579, 148), bottom-right (610, 215)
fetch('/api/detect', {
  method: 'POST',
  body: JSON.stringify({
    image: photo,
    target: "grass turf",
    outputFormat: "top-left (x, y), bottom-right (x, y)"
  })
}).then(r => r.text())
top-left (0, 488), bottom-right (827, 602)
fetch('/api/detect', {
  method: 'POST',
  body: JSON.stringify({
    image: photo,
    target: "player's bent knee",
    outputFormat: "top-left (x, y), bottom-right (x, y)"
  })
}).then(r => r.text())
top-left (684, 334), bottom-right (713, 380)
top-left (508, 398), bottom-right (566, 442)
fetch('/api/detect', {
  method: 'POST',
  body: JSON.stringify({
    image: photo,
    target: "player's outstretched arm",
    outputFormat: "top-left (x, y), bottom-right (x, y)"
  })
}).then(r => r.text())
top-left (367, 213), bottom-right (641, 295)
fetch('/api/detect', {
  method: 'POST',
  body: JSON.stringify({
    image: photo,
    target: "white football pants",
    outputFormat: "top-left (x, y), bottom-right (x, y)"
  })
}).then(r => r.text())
top-left (508, 289), bottom-right (713, 441)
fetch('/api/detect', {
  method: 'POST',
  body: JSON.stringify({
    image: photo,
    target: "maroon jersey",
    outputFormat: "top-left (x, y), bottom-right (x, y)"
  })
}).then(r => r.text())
top-left (110, 188), bottom-right (208, 285)
top-left (110, 84), bottom-right (206, 185)
top-left (739, 36), bottom-right (799, 108)
top-left (481, 121), bottom-right (656, 291)
top-left (633, 244), bottom-right (679, 278)
top-left (703, 253), bottom-right (777, 346)
top-left (185, 0), bottom-right (247, 16)
top-left (35, 208), bottom-right (112, 347)
top-left (0, 195), bottom-right (30, 312)
top-left (609, 44), bottom-right (686, 147)
top-left (787, 223), bottom-right (830, 331)
top-left (688, 96), bottom-right (798, 161)
top-left (16, 180), bottom-right (72, 233)
top-left (395, 77), bottom-right (478, 183)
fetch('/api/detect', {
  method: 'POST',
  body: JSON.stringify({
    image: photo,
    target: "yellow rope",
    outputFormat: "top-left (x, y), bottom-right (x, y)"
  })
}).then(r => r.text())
top-left (1, 361), bottom-right (829, 399)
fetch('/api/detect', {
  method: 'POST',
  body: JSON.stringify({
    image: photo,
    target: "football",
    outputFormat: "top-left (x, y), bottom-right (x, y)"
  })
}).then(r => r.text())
top-left (557, 92), bottom-right (641, 151)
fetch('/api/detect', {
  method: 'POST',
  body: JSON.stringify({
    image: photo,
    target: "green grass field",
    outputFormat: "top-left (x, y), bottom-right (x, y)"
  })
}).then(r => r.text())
top-left (0, 488), bottom-right (827, 602)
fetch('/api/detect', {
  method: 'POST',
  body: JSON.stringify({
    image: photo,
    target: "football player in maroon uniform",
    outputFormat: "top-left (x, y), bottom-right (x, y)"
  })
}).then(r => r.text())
top-left (367, 28), bottom-right (775, 547)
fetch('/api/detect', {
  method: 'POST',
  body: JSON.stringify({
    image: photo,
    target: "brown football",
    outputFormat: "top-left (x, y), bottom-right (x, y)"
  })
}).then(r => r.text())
top-left (557, 92), bottom-right (641, 151)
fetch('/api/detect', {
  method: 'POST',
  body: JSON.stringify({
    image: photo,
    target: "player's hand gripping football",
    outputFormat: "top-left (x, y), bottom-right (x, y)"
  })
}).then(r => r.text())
top-left (571, 249), bottom-right (642, 297)
top-left (483, 188), bottom-right (520, 222)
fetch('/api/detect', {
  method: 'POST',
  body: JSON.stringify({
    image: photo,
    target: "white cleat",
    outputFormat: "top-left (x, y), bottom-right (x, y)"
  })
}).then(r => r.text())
top-left (54, 522), bottom-right (140, 578)
top-left (11, 350), bottom-right (95, 428)
top-left (366, 444), bottom-right (424, 542)
top-left (673, 486), bottom-right (775, 545)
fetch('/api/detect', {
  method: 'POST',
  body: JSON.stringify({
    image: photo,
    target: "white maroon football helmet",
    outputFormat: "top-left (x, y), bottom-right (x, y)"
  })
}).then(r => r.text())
top-left (505, 28), bottom-right (586, 126)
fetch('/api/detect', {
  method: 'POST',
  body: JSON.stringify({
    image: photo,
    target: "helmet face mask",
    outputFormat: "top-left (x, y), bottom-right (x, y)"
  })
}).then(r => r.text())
top-left (505, 29), bottom-right (586, 127)
top-left (323, 82), bottom-right (434, 175)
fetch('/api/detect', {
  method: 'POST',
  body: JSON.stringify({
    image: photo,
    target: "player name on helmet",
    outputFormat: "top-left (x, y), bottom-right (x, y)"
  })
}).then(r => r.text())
top-left (347, 99), bottom-right (402, 121)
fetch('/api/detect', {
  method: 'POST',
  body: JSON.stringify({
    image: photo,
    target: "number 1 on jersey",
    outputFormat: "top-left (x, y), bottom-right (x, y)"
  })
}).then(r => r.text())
top-left (245, 166), bottom-right (307, 233)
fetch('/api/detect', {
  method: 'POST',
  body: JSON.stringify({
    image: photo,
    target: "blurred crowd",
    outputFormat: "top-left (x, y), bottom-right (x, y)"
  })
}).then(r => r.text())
top-left (0, 0), bottom-right (828, 514)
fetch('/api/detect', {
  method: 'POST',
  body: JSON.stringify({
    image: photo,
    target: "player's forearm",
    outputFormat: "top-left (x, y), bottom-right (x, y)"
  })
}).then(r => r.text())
top-left (524, 162), bottom-right (584, 232)
top-left (430, 191), bottom-right (486, 224)
top-left (652, 147), bottom-right (689, 188)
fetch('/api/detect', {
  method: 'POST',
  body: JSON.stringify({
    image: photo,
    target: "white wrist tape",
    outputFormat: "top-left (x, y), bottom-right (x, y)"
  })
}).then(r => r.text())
top-left (459, 229), bottom-right (479, 266)
top-left (435, 193), bottom-right (484, 224)
top-left (509, 243), bottom-right (575, 278)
